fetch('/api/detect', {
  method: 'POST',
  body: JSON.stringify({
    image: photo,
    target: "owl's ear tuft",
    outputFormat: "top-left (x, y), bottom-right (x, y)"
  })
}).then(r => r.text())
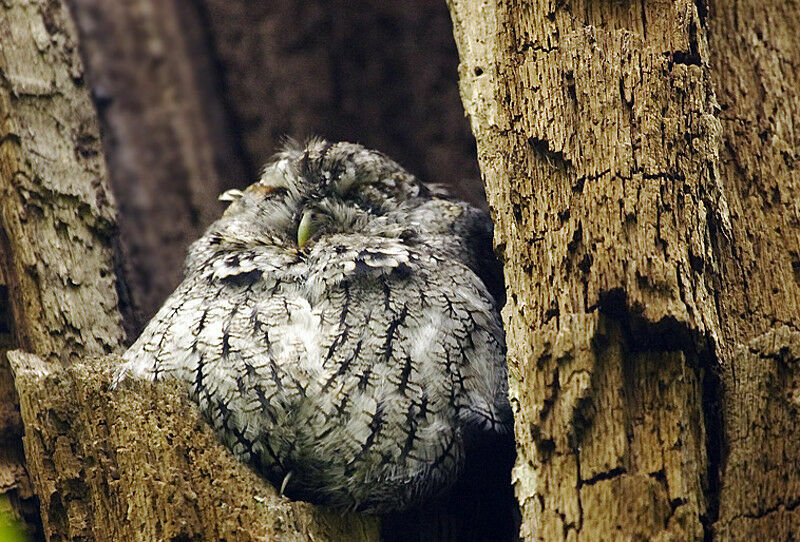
top-left (218, 189), bottom-right (244, 202)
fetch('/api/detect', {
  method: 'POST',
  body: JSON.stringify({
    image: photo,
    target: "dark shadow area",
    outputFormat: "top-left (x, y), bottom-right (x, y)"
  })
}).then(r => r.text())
top-left (382, 431), bottom-right (519, 542)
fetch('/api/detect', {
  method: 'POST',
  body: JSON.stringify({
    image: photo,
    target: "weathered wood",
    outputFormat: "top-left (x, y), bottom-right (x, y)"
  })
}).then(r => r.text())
top-left (714, 328), bottom-right (800, 540)
top-left (10, 351), bottom-right (380, 542)
top-left (447, 0), bottom-right (750, 539)
top-left (0, 0), bottom-right (124, 363)
top-left (708, 2), bottom-right (800, 537)
top-left (0, 0), bottom-right (124, 535)
top-left (450, 0), bottom-right (800, 539)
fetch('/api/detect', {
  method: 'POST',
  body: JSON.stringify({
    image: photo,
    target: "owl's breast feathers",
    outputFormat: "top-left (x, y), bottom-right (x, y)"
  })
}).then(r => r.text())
top-left (116, 140), bottom-right (510, 513)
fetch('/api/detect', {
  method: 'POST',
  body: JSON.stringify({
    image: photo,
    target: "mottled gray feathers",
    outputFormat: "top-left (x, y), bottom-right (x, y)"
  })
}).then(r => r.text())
top-left (116, 140), bottom-right (510, 513)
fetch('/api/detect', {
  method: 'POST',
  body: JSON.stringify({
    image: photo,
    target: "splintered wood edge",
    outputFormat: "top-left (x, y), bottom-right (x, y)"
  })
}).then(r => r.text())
top-left (7, 351), bottom-right (56, 381)
top-left (9, 351), bottom-right (380, 542)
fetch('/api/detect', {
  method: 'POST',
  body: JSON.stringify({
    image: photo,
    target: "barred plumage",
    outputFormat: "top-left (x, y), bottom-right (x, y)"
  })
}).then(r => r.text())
top-left (115, 139), bottom-right (510, 513)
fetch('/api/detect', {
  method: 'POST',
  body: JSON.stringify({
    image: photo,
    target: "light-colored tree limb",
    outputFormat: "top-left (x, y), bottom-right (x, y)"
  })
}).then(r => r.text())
top-left (448, 0), bottom-right (800, 539)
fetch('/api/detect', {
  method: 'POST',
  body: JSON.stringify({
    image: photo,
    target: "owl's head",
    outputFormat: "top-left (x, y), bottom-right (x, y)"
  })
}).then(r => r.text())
top-left (217, 139), bottom-right (434, 250)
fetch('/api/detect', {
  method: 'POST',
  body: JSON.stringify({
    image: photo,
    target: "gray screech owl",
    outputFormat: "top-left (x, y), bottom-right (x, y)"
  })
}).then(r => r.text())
top-left (116, 139), bottom-right (511, 513)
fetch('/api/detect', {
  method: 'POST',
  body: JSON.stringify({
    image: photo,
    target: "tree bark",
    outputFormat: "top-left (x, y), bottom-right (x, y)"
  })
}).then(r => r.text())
top-left (0, 1), bottom-right (378, 539)
top-left (448, 0), bottom-right (800, 540)
top-left (9, 352), bottom-right (379, 542)
top-left (709, 3), bottom-right (800, 539)
top-left (0, 0), bottom-right (124, 535)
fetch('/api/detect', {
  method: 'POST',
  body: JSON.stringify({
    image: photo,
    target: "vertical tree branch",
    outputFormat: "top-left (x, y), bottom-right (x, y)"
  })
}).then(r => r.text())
top-left (450, 0), bottom-right (800, 539)
top-left (0, 0), bottom-right (123, 533)
top-left (448, 1), bottom-right (726, 539)
top-left (708, 2), bottom-right (800, 538)
top-left (0, 0), bottom-right (124, 362)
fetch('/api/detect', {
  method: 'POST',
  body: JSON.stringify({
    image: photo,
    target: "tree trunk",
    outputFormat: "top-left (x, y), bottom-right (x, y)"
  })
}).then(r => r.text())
top-left (0, 0), bottom-right (124, 535)
top-left (0, 1), bottom-right (377, 539)
top-left (448, 0), bottom-right (800, 540)
top-left (709, 3), bottom-right (800, 539)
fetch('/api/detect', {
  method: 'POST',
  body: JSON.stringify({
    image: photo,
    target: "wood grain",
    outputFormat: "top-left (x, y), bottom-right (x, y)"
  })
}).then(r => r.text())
top-left (448, 0), bottom-right (800, 539)
top-left (10, 352), bottom-right (380, 542)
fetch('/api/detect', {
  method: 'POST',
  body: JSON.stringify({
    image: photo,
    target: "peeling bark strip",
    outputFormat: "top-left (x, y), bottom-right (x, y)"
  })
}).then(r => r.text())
top-left (10, 352), bottom-right (380, 542)
top-left (448, 0), bottom-right (800, 539)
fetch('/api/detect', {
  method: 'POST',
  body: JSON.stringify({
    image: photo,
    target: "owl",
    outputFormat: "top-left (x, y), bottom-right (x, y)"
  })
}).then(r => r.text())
top-left (115, 139), bottom-right (511, 513)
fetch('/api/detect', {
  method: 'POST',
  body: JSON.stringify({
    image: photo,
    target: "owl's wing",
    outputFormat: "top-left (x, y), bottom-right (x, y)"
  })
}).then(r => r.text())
top-left (115, 246), bottom-right (279, 387)
top-left (114, 274), bottom-right (208, 386)
top-left (407, 198), bottom-right (505, 308)
top-left (444, 263), bottom-right (512, 435)
top-left (453, 204), bottom-right (505, 309)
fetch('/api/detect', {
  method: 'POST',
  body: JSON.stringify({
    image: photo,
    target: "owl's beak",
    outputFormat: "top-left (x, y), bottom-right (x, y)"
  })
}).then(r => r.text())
top-left (297, 211), bottom-right (315, 249)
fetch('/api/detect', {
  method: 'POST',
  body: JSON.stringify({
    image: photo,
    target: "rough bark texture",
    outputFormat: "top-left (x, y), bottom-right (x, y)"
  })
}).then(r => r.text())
top-left (0, 1), bottom-right (124, 535)
top-left (197, 0), bottom-right (484, 205)
top-left (0, 1), bottom-right (380, 539)
top-left (709, 3), bottom-right (800, 539)
top-left (0, 0), bottom-right (124, 363)
top-left (448, 0), bottom-right (800, 540)
top-left (10, 351), bottom-right (379, 542)
top-left (16, 0), bottom-right (800, 538)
